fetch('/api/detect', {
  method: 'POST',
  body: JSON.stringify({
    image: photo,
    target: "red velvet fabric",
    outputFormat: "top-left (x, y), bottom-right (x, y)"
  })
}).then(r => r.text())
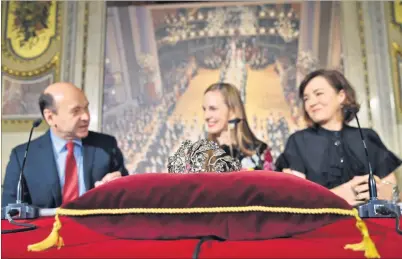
top-left (2, 217), bottom-right (402, 258)
top-left (61, 171), bottom-right (352, 240)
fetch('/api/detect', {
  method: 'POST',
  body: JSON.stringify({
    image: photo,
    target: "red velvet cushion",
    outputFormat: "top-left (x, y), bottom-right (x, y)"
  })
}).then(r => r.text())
top-left (61, 170), bottom-right (352, 240)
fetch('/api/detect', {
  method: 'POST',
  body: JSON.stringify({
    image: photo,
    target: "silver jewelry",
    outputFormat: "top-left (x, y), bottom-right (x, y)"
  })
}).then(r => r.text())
top-left (381, 180), bottom-right (400, 204)
top-left (167, 139), bottom-right (241, 173)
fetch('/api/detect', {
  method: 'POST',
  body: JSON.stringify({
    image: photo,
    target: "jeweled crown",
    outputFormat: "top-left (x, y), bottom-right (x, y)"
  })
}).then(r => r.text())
top-left (167, 139), bottom-right (241, 173)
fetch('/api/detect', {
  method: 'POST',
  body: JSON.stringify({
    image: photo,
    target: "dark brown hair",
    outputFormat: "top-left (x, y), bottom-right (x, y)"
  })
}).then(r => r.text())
top-left (298, 69), bottom-right (360, 126)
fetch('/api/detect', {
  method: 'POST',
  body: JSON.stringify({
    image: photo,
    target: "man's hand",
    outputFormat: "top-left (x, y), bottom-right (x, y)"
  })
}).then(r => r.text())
top-left (94, 171), bottom-right (122, 188)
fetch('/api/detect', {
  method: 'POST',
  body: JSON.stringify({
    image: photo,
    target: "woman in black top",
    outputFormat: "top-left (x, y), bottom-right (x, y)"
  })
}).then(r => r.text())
top-left (275, 69), bottom-right (401, 206)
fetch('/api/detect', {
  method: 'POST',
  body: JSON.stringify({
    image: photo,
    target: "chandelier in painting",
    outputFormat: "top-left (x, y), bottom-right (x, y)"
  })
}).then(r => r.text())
top-left (274, 15), bottom-right (299, 43)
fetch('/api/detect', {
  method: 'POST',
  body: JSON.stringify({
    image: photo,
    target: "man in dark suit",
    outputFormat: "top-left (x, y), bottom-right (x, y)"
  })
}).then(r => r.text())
top-left (2, 82), bottom-right (129, 208)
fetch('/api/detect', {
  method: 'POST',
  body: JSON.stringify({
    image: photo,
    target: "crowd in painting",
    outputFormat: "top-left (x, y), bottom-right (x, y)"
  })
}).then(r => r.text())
top-left (102, 34), bottom-right (302, 173)
top-left (2, 2), bottom-right (401, 214)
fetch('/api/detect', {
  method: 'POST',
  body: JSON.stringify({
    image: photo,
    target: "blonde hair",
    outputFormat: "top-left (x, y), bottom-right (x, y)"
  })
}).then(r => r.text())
top-left (204, 82), bottom-right (263, 156)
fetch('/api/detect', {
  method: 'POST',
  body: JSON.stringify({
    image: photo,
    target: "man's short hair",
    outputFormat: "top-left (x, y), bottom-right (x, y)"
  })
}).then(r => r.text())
top-left (38, 93), bottom-right (57, 117)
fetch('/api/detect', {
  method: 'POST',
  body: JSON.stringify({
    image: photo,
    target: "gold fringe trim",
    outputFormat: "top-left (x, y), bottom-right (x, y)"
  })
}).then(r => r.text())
top-left (344, 214), bottom-right (380, 258)
top-left (27, 206), bottom-right (380, 258)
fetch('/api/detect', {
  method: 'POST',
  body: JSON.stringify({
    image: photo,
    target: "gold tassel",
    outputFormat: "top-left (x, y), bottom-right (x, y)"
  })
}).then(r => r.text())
top-left (25, 206), bottom-right (380, 257)
top-left (27, 214), bottom-right (64, 252)
top-left (344, 210), bottom-right (381, 259)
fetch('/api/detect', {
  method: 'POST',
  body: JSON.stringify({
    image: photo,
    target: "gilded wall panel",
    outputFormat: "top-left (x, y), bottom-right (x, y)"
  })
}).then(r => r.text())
top-left (1, 1), bottom-right (64, 132)
top-left (390, 1), bottom-right (402, 123)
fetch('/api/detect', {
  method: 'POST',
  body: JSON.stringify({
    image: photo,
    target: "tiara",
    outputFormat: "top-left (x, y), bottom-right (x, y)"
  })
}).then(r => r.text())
top-left (167, 139), bottom-right (241, 173)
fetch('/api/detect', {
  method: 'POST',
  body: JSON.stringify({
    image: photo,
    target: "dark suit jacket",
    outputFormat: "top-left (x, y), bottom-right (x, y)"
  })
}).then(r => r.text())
top-left (2, 130), bottom-right (129, 208)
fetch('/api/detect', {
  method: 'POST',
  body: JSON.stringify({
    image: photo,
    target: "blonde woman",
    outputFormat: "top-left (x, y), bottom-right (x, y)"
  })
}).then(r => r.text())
top-left (202, 82), bottom-right (274, 170)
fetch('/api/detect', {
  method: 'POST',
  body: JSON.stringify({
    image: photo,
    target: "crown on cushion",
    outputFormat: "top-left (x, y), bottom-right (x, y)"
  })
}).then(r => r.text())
top-left (167, 139), bottom-right (241, 173)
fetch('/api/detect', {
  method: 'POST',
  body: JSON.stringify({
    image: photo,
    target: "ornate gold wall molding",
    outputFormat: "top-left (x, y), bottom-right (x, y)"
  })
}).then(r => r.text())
top-left (1, 1), bottom-right (64, 132)
top-left (1, 120), bottom-right (49, 132)
top-left (389, 2), bottom-right (402, 123)
top-left (391, 42), bottom-right (402, 121)
top-left (391, 0), bottom-right (402, 31)
top-left (1, 1), bottom-right (62, 78)
top-left (81, 2), bottom-right (90, 90)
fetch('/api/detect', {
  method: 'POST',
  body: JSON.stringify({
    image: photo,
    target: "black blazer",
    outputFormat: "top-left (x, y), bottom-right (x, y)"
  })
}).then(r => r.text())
top-left (2, 130), bottom-right (129, 208)
top-left (275, 125), bottom-right (401, 188)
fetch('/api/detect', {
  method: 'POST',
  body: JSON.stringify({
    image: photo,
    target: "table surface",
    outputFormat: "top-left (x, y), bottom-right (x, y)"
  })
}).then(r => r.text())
top-left (2, 216), bottom-right (402, 258)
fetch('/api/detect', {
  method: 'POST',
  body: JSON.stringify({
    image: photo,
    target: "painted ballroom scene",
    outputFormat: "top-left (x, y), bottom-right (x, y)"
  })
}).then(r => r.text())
top-left (1, 1), bottom-right (402, 258)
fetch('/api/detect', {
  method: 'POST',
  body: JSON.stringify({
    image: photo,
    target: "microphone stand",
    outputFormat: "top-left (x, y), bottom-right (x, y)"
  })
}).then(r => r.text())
top-left (228, 124), bottom-right (235, 159)
top-left (352, 112), bottom-right (401, 234)
top-left (227, 118), bottom-right (241, 161)
top-left (1, 119), bottom-right (42, 234)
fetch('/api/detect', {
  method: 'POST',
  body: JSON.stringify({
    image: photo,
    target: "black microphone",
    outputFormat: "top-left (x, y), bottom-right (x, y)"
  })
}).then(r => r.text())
top-left (228, 118), bottom-right (242, 124)
top-left (346, 106), bottom-right (401, 225)
top-left (1, 119), bottom-right (42, 224)
top-left (227, 118), bottom-right (242, 159)
top-left (16, 118), bottom-right (42, 203)
top-left (346, 106), bottom-right (377, 200)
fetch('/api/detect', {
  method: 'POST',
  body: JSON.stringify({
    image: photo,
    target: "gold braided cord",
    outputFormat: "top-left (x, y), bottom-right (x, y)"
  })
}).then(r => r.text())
top-left (27, 206), bottom-right (380, 258)
top-left (56, 206), bottom-right (357, 217)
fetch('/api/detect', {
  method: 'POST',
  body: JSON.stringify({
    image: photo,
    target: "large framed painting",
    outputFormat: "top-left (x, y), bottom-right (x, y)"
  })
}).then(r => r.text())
top-left (102, 1), bottom-right (344, 174)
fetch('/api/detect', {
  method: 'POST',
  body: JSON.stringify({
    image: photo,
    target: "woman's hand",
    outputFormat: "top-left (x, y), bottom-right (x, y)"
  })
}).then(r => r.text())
top-left (374, 175), bottom-right (397, 201)
top-left (331, 174), bottom-right (398, 206)
top-left (331, 175), bottom-right (370, 207)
